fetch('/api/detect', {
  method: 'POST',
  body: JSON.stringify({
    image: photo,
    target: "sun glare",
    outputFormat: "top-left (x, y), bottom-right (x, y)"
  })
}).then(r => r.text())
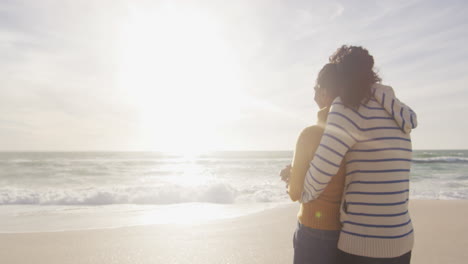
top-left (118, 3), bottom-right (244, 153)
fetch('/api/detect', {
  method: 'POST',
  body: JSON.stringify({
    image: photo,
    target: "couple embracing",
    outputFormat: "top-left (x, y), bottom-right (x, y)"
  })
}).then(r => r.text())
top-left (281, 45), bottom-right (417, 264)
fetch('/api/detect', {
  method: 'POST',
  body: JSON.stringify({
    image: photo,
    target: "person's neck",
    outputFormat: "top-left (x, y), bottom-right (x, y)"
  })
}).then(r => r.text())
top-left (317, 106), bottom-right (330, 127)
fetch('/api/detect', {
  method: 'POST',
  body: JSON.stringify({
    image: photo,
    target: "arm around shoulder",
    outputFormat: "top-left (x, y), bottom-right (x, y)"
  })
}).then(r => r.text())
top-left (288, 126), bottom-right (323, 201)
top-left (300, 101), bottom-right (358, 202)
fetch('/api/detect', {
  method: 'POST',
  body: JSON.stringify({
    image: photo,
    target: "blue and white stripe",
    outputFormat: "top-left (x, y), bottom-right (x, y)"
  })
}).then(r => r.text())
top-left (300, 83), bottom-right (417, 258)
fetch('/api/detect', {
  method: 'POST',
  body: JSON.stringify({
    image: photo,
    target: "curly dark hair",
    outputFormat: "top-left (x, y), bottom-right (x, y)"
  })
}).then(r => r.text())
top-left (329, 45), bottom-right (381, 108)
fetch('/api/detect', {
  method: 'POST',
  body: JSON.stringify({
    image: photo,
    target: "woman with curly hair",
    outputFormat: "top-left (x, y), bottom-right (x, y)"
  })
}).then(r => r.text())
top-left (299, 45), bottom-right (417, 264)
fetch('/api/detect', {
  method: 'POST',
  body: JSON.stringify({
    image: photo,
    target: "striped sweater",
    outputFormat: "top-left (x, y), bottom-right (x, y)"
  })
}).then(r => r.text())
top-left (300, 83), bottom-right (417, 258)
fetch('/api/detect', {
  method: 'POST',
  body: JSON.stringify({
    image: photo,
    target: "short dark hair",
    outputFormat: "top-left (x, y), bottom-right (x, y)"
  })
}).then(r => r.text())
top-left (316, 63), bottom-right (340, 99)
top-left (329, 45), bottom-right (381, 108)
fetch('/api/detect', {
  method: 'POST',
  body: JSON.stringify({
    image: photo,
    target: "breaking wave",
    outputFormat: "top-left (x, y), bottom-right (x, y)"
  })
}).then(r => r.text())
top-left (412, 157), bottom-right (468, 164)
top-left (0, 183), bottom-right (286, 205)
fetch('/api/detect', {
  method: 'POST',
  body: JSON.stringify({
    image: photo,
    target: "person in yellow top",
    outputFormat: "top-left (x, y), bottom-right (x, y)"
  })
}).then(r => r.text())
top-left (280, 63), bottom-right (346, 264)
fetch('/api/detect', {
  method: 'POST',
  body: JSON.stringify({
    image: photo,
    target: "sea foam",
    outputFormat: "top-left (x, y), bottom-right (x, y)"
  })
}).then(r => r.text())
top-left (0, 182), bottom-right (287, 205)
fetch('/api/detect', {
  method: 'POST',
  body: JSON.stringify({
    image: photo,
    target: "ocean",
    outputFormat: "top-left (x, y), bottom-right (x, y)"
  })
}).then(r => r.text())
top-left (1, 150), bottom-right (467, 232)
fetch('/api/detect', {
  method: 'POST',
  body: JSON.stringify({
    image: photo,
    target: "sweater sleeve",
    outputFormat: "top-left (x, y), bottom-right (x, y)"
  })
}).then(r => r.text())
top-left (288, 126), bottom-right (323, 202)
top-left (373, 84), bottom-right (418, 133)
top-left (300, 101), bottom-right (358, 203)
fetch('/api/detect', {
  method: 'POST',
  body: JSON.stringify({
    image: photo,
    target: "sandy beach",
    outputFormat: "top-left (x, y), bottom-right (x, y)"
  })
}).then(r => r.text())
top-left (0, 200), bottom-right (467, 264)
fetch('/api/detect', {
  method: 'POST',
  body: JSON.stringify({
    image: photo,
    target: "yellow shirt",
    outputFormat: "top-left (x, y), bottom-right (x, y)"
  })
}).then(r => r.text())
top-left (288, 107), bottom-right (346, 230)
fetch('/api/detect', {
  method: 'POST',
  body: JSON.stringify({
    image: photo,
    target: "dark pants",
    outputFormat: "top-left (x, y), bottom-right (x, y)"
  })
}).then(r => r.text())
top-left (293, 222), bottom-right (340, 264)
top-left (337, 249), bottom-right (411, 264)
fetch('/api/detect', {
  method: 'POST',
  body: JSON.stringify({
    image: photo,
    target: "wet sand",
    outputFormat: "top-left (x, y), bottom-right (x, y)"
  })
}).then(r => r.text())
top-left (0, 200), bottom-right (466, 263)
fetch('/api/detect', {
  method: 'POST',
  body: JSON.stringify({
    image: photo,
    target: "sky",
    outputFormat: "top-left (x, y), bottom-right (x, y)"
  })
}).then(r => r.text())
top-left (1, 0), bottom-right (467, 152)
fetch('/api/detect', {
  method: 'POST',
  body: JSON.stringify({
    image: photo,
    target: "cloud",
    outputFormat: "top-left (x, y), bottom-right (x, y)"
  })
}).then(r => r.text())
top-left (329, 3), bottom-right (344, 20)
top-left (1, 0), bottom-right (468, 150)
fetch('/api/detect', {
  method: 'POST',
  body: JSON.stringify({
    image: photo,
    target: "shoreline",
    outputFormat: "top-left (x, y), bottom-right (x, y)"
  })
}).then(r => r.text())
top-left (0, 198), bottom-right (464, 234)
top-left (0, 202), bottom-right (291, 234)
top-left (0, 200), bottom-right (467, 263)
